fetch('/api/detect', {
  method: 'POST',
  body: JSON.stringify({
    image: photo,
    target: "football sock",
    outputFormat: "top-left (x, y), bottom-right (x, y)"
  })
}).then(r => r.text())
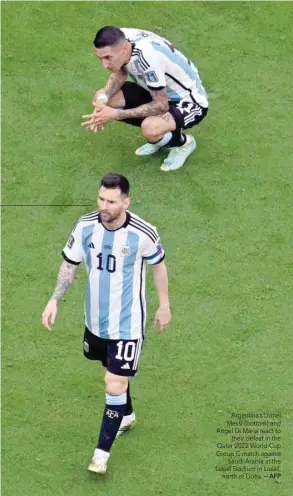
top-left (125, 383), bottom-right (133, 416)
top-left (97, 392), bottom-right (127, 452)
top-left (165, 130), bottom-right (187, 148)
top-left (152, 131), bottom-right (172, 147)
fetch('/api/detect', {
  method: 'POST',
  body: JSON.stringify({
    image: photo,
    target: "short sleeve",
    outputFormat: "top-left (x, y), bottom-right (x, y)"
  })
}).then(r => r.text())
top-left (135, 41), bottom-right (167, 90)
top-left (142, 227), bottom-right (166, 266)
top-left (62, 219), bottom-right (84, 265)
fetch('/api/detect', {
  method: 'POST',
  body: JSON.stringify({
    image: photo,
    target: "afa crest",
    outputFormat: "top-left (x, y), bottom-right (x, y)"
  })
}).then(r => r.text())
top-left (121, 246), bottom-right (130, 256)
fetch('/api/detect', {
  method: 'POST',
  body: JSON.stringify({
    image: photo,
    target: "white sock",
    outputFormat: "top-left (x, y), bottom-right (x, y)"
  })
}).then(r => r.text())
top-left (152, 132), bottom-right (172, 148)
top-left (94, 448), bottom-right (110, 461)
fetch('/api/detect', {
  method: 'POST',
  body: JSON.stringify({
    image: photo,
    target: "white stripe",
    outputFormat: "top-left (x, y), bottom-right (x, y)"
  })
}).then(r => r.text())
top-left (184, 116), bottom-right (196, 126)
top-left (132, 49), bottom-right (150, 69)
top-left (87, 231), bottom-right (103, 334)
top-left (133, 52), bottom-right (148, 70)
top-left (183, 110), bottom-right (197, 122)
top-left (129, 221), bottom-right (158, 243)
top-left (185, 106), bottom-right (203, 118)
top-left (184, 107), bottom-right (202, 123)
top-left (73, 212), bottom-right (99, 230)
top-left (129, 223), bottom-right (157, 243)
top-left (133, 338), bottom-right (143, 370)
top-left (184, 110), bottom-right (202, 125)
top-left (129, 214), bottom-right (158, 239)
top-left (132, 339), bottom-right (140, 370)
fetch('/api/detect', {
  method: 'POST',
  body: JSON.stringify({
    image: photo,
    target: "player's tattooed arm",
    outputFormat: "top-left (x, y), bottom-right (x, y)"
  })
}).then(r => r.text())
top-left (51, 260), bottom-right (79, 301)
top-left (104, 70), bottom-right (128, 99)
top-left (116, 88), bottom-right (169, 120)
top-left (92, 70), bottom-right (128, 107)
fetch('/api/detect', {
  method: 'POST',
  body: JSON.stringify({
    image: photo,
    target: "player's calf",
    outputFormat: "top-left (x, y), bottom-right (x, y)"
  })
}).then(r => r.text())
top-left (136, 115), bottom-right (176, 155)
top-left (104, 371), bottom-right (128, 395)
top-left (89, 373), bottom-right (128, 471)
top-left (141, 115), bottom-right (175, 142)
top-left (89, 389), bottom-right (127, 472)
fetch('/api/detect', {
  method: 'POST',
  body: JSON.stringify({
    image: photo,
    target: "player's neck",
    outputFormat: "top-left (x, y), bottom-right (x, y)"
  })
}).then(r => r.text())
top-left (102, 211), bottom-right (127, 231)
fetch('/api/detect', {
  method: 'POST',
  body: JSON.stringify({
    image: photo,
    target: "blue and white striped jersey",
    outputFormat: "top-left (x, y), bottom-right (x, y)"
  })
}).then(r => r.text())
top-left (62, 210), bottom-right (165, 340)
top-left (121, 28), bottom-right (208, 108)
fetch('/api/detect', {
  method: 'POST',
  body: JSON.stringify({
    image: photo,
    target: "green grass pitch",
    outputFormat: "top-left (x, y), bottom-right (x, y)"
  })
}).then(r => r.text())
top-left (2, 2), bottom-right (292, 495)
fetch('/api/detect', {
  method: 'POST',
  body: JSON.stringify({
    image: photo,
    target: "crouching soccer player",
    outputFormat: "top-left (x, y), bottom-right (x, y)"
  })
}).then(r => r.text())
top-left (82, 26), bottom-right (208, 172)
top-left (42, 173), bottom-right (171, 474)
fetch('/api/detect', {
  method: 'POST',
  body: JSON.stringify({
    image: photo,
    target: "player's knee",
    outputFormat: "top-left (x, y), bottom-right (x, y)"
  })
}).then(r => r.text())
top-left (141, 118), bottom-right (162, 141)
top-left (104, 372), bottom-right (128, 395)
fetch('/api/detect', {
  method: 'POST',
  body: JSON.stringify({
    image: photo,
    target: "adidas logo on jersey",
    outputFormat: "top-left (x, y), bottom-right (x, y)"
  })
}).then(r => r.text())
top-left (121, 363), bottom-right (130, 370)
top-left (88, 242), bottom-right (95, 249)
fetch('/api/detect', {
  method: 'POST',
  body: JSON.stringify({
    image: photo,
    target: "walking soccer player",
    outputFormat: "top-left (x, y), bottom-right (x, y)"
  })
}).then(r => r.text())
top-left (82, 26), bottom-right (208, 172)
top-left (42, 173), bottom-right (171, 474)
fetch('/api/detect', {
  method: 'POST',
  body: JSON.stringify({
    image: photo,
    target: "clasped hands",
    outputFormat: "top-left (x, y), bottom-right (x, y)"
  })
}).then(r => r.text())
top-left (81, 92), bottom-right (119, 132)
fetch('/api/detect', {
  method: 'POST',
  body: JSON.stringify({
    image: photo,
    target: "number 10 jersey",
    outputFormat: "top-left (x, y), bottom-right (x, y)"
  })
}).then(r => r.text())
top-left (62, 210), bottom-right (165, 340)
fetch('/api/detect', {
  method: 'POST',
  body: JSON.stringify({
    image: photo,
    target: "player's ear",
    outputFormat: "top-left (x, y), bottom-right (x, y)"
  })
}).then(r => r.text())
top-left (123, 196), bottom-right (130, 210)
top-left (121, 40), bottom-right (128, 54)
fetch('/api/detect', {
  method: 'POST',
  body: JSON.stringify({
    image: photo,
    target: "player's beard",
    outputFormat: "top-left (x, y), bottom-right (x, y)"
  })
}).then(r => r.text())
top-left (100, 209), bottom-right (124, 227)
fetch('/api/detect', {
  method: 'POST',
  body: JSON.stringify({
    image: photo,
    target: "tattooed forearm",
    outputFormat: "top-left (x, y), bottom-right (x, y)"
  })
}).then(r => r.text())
top-left (116, 101), bottom-right (168, 120)
top-left (51, 260), bottom-right (78, 301)
top-left (116, 88), bottom-right (169, 120)
top-left (105, 70), bottom-right (128, 99)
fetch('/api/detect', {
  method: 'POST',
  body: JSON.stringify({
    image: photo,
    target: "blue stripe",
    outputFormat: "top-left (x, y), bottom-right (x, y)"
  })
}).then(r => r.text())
top-left (151, 42), bottom-right (198, 82)
top-left (106, 392), bottom-right (127, 405)
top-left (99, 230), bottom-right (115, 338)
top-left (119, 232), bottom-right (139, 339)
top-left (82, 224), bottom-right (96, 331)
top-left (144, 248), bottom-right (162, 261)
top-left (166, 88), bottom-right (181, 101)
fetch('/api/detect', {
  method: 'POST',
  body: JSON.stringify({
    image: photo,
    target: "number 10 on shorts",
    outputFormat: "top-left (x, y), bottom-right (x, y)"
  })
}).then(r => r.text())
top-left (115, 341), bottom-right (136, 361)
top-left (115, 339), bottom-right (143, 372)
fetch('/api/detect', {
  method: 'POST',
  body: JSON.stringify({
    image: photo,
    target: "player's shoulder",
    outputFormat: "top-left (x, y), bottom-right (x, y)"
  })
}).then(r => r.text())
top-left (133, 36), bottom-right (158, 56)
top-left (128, 211), bottom-right (159, 243)
top-left (72, 210), bottom-right (99, 231)
top-left (121, 27), bottom-right (157, 43)
top-left (131, 40), bottom-right (163, 76)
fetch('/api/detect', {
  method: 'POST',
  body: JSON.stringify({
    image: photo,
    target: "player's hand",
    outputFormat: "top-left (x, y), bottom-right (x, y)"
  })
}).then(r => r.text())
top-left (81, 89), bottom-right (108, 132)
top-left (42, 298), bottom-right (58, 331)
top-left (81, 108), bottom-right (105, 132)
top-left (82, 107), bottom-right (119, 128)
top-left (154, 306), bottom-right (171, 333)
top-left (87, 107), bottom-right (105, 133)
top-left (83, 107), bottom-right (105, 133)
top-left (90, 90), bottom-right (108, 131)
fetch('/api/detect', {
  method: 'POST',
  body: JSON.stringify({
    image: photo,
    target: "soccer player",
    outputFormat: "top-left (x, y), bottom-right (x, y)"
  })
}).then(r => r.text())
top-left (42, 173), bottom-right (171, 474)
top-left (82, 26), bottom-right (208, 172)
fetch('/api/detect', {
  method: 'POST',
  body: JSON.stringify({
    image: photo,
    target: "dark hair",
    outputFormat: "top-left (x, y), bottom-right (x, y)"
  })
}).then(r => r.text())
top-left (93, 26), bottom-right (126, 48)
top-left (100, 173), bottom-right (130, 196)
